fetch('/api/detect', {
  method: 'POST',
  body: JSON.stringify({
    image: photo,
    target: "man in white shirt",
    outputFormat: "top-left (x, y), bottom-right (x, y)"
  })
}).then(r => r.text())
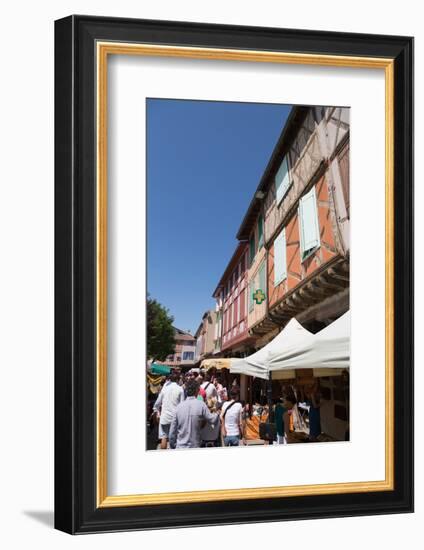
top-left (153, 371), bottom-right (184, 449)
top-left (221, 387), bottom-right (243, 446)
top-left (201, 373), bottom-right (218, 400)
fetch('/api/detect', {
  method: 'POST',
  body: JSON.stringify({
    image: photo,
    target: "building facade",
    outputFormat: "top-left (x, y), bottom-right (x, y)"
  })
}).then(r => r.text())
top-left (194, 310), bottom-right (218, 361)
top-left (213, 299), bottom-right (223, 355)
top-left (212, 242), bottom-right (253, 356)
top-left (237, 198), bottom-right (278, 345)
top-left (236, 105), bottom-right (350, 338)
top-left (266, 106), bottom-right (349, 332)
top-left (164, 327), bottom-right (196, 368)
top-left (201, 105), bottom-right (350, 436)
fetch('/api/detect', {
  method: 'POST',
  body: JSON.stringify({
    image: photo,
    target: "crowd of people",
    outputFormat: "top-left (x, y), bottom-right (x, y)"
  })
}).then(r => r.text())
top-left (148, 368), bottom-right (322, 450)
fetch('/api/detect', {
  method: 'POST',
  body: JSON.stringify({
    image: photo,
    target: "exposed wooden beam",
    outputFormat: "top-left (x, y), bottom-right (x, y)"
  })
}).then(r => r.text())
top-left (328, 266), bottom-right (350, 282)
top-left (296, 287), bottom-right (349, 324)
top-left (316, 274), bottom-right (346, 291)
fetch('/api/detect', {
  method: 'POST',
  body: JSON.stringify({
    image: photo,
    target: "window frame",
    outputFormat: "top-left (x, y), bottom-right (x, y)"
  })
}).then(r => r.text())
top-left (257, 214), bottom-right (264, 250)
top-left (249, 233), bottom-right (256, 265)
top-left (258, 260), bottom-right (266, 296)
top-left (248, 280), bottom-right (254, 312)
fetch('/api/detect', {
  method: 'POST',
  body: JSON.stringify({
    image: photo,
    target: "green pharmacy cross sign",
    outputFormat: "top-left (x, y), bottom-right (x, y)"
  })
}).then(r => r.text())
top-left (253, 289), bottom-right (266, 305)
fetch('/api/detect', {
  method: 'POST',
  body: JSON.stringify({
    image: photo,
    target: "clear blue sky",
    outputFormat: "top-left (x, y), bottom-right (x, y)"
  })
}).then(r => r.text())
top-left (147, 98), bottom-right (291, 334)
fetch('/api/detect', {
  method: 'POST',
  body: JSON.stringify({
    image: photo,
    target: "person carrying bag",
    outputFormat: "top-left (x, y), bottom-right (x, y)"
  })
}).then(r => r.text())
top-left (220, 387), bottom-right (243, 446)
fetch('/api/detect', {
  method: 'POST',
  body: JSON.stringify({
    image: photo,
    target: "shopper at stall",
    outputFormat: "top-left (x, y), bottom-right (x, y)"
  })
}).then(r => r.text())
top-left (169, 379), bottom-right (218, 449)
top-left (195, 373), bottom-right (206, 401)
top-left (221, 387), bottom-right (243, 446)
top-left (282, 394), bottom-right (298, 444)
top-left (201, 373), bottom-right (218, 400)
top-left (274, 397), bottom-right (287, 444)
top-left (214, 374), bottom-right (228, 403)
top-left (305, 382), bottom-right (322, 441)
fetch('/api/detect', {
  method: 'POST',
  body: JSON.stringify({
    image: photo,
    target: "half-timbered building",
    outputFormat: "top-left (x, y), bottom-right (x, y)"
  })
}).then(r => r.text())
top-left (237, 105), bottom-right (350, 336)
top-left (212, 241), bottom-right (254, 356)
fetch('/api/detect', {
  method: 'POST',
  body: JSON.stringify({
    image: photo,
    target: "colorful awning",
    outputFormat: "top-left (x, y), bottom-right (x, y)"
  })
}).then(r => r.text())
top-left (200, 358), bottom-right (232, 371)
top-left (150, 363), bottom-right (171, 375)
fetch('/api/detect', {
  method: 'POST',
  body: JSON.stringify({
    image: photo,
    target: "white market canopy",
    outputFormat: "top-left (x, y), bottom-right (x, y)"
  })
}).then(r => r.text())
top-left (230, 311), bottom-right (350, 380)
top-left (230, 317), bottom-right (315, 380)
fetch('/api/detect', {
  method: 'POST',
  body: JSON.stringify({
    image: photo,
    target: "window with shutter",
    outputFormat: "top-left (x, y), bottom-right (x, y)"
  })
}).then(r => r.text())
top-left (258, 215), bottom-right (264, 249)
top-left (259, 261), bottom-right (266, 294)
top-left (249, 280), bottom-right (254, 312)
top-left (275, 155), bottom-right (291, 205)
top-left (240, 289), bottom-right (245, 318)
top-left (338, 141), bottom-right (350, 218)
top-left (249, 234), bottom-right (256, 265)
top-left (299, 186), bottom-right (320, 261)
top-left (274, 228), bottom-right (287, 286)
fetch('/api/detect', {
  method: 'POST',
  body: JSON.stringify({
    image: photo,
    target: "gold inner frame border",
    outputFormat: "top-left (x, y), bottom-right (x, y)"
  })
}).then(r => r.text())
top-left (96, 42), bottom-right (394, 508)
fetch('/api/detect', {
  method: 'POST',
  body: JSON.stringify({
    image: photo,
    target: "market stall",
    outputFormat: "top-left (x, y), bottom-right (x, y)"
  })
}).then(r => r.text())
top-left (230, 311), bottom-right (350, 378)
top-left (268, 311), bottom-right (350, 374)
top-left (229, 312), bottom-right (350, 442)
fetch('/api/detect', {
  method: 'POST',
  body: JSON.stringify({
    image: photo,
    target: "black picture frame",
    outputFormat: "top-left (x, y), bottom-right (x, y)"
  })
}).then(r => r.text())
top-left (55, 15), bottom-right (414, 534)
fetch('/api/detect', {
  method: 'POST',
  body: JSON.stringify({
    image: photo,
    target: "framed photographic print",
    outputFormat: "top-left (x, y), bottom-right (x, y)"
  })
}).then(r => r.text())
top-left (54, 15), bottom-right (414, 534)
